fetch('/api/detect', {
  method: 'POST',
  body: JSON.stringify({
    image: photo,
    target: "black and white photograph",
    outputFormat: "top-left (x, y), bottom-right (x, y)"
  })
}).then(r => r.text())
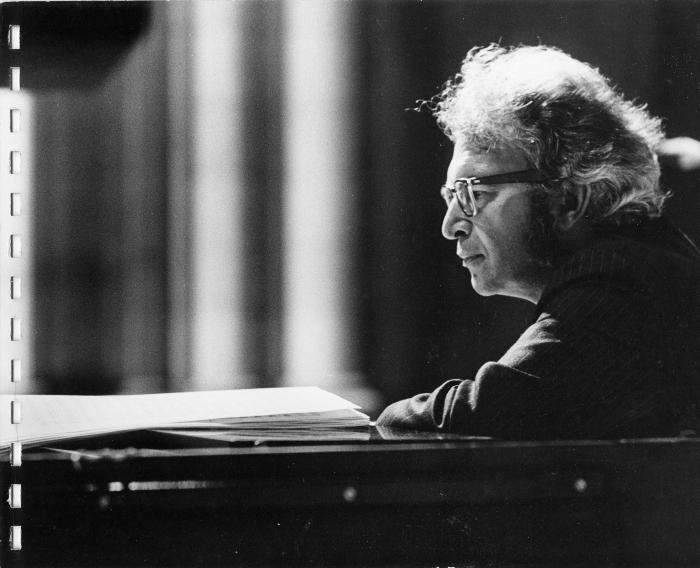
top-left (2, 0), bottom-right (700, 565)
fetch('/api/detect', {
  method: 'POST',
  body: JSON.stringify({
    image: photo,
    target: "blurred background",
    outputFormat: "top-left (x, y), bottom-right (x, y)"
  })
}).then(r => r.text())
top-left (1, 0), bottom-right (699, 418)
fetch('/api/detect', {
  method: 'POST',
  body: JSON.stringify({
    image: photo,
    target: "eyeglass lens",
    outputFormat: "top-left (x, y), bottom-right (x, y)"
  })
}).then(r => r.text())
top-left (441, 180), bottom-right (475, 215)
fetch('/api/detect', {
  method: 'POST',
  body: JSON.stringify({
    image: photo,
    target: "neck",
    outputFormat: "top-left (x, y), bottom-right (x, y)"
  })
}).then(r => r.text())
top-left (509, 266), bottom-right (553, 304)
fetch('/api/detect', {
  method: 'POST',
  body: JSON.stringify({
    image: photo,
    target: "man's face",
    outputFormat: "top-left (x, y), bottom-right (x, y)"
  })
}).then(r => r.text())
top-left (441, 143), bottom-right (553, 303)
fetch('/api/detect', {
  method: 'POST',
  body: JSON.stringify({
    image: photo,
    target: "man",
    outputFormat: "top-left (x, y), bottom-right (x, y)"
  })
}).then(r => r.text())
top-left (377, 45), bottom-right (700, 439)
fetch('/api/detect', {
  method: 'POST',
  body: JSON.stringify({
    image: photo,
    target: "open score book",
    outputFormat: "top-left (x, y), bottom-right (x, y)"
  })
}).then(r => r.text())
top-left (0, 387), bottom-right (370, 448)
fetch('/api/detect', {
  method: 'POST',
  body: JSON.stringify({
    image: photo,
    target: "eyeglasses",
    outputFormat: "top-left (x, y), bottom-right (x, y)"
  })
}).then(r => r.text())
top-left (440, 169), bottom-right (551, 217)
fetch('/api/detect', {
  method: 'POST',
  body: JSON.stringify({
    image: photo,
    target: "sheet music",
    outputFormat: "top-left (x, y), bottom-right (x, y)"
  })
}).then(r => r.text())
top-left (0, 387), bottom-right (367, 447)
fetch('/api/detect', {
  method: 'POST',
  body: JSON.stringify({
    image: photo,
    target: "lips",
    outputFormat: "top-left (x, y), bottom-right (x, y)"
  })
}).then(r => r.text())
top-left (460, 254), bottom-right (483, 267)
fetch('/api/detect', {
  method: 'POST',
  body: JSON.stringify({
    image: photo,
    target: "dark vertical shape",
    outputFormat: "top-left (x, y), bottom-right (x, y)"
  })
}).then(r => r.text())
top-left (365, 2), bottom-right (453, 403)
top-left (241, 1), bottom-right (284, 386)
top-left (355, 0), bottom-right (376, 401)
top-left (33, 88), bottom-right (122, 394)
top-left (163, 2), bottom-right (194, 390)
top-left (25, 2), bottom-right (156, 393)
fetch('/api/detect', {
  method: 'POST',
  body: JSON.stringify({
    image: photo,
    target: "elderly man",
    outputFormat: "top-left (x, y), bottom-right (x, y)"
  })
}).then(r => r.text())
top-left (377, 45), bottom-right (700, 439)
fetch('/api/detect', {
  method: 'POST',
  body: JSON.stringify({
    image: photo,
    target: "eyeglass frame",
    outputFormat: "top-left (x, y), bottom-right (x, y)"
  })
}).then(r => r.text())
top-left (440, 169), bottom-right (553, 217)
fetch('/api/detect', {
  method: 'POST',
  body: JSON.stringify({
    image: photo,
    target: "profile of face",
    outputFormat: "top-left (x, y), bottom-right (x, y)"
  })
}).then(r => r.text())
top-left (441, 143), bottom-right (554, 303)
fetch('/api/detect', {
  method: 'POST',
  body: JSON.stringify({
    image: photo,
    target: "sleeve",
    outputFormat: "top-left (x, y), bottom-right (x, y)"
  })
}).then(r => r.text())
top-left (375, 360), bottom-right (553, 439)
top-left (376, 280), bottom-right (662, 439)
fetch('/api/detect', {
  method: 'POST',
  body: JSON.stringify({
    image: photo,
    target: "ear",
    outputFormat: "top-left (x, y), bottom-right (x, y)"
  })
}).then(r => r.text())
top-left (552, 185), bottom-right (590, 232)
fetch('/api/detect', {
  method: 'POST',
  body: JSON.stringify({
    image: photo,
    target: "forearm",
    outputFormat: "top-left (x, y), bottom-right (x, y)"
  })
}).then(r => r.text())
top-left (376, 362), bottom-right (553, 438)
top-left (376, 379), bottom-right (466, 431)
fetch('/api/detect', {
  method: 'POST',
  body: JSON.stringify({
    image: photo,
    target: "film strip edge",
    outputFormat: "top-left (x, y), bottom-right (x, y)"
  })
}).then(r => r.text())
top-left (6, 22), bottom-right (22, 557)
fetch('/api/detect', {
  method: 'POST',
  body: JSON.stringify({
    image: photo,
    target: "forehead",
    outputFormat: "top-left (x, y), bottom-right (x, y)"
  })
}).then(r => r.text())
top-left (446, 143), bottom-right (528, 181)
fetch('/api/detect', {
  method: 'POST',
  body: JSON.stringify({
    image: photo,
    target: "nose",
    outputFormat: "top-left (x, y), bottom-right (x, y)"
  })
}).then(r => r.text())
top-left (441, 199), bottom-right (472, 240)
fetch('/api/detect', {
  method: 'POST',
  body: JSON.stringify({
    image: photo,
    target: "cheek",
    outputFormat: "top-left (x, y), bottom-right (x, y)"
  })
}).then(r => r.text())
top-left (477, 213), bottom-right (529, 254)
top-left (492, 199), bottom-right (532, 247)
top-left (474, 207), bottom-right (534, 272)
top-left (500, 196), bottom-right (532, 228)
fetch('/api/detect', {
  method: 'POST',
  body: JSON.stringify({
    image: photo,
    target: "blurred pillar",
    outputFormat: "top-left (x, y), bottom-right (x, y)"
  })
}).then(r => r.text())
top-left (174, 2), bottom-right (251, 391)
top-left (281, 1), bottom-right (376, 409)
top-left (164, 2), bottom-right (285, 392)
top-left (112, 12), bottom-right (169, 393)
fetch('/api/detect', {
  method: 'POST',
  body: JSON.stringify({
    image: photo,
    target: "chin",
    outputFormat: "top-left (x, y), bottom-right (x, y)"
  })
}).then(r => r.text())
top-left (471, 272), bottom-right (529, 299)
top-left (469, 275), bottom-right (500, 297)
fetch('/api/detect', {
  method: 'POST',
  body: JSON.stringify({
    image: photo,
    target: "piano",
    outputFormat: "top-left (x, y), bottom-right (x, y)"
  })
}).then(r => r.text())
top-left (3, 428), bottom-right (700, 566)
